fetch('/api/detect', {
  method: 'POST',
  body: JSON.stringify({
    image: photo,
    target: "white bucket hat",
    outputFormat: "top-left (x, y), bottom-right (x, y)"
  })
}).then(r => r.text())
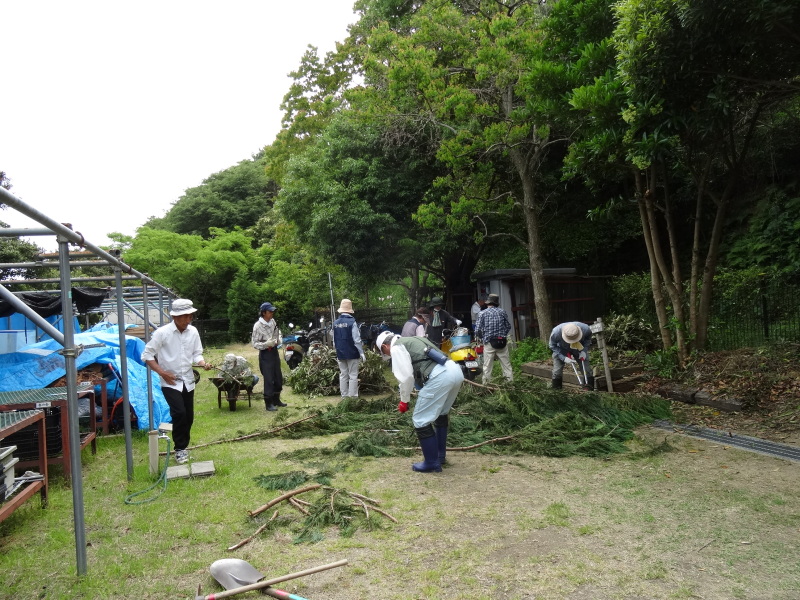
top-left (375, 331), bottom-right (394, 353)
top-left (337, 298), bottom-right (354, 313)
top-left (561, 323), bottom-right (582, 344)
top-left (170, 298), bottom-right (197, 316)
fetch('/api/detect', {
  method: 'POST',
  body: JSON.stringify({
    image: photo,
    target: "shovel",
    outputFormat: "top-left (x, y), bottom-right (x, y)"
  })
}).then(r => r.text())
top-left (210, 560), bottom-right (308, 599)
top-left (197, 558), bottom-right (348, 600)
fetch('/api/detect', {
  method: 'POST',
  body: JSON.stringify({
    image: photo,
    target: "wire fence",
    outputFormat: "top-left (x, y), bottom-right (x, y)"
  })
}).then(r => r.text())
top-left (706, 275), bottom-right (800, 350)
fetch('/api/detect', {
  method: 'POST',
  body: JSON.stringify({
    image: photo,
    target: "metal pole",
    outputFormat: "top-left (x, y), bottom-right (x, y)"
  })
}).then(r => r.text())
top-left (0, 286), bottom-right (64, 342)
top-left (0, 187), bottom-right (171, 296)
top-left (115, 267), bottom-right (134, 480)
top-left (142, 280), bottom-right (154, 432)
top-left (57, 234), bottom-right (88, 576)
top-left (327, 272), bottom-right (336, 327)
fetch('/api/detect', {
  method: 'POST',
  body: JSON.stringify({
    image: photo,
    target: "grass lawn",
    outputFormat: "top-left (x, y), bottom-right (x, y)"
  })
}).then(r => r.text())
top-left (1, 342), bottom-right (799, 599)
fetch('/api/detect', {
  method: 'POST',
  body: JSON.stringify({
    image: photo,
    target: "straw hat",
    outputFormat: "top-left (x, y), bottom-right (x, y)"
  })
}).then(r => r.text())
top-left (561, 323), bottom-right (582, 344)
top-left (337, 298), bottom-right (354, 313)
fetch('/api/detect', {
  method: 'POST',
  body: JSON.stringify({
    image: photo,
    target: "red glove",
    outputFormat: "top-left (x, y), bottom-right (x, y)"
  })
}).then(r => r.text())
top-left (398, 401), bottom-right (409, 413)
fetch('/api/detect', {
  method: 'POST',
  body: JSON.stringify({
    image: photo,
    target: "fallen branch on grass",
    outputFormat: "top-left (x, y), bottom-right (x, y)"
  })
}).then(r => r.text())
top-left (175, 414), bottom-right (320, 454)
top-left (463, 379), bottom-right (498, 391)
top-left (249, 484), bottom-right (323, 517)
top-left (401, 435), bottom-right (516, 452)
top-left (227, 510), bottom-right (279, 551)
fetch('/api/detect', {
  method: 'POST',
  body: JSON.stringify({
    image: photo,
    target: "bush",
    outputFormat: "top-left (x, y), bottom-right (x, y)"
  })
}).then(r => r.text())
top-left (511, 336), bottom-right (551, 375)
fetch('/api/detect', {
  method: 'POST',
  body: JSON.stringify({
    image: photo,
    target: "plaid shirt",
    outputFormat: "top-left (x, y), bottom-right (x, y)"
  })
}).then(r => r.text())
top-left (474, 306), bottom-right (511, 343)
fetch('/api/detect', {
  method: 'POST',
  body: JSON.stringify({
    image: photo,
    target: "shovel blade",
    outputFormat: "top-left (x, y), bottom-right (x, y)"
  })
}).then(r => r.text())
top-left (210, 558), bottom-right (265, 589)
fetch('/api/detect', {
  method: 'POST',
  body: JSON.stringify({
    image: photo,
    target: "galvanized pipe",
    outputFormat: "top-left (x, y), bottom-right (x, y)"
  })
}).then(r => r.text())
top-left (57, 235), bottom-right (88, 576)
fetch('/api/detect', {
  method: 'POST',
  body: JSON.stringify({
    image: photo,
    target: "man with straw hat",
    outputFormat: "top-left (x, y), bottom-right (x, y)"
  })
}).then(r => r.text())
top-left (548, 321), bottom-right (594, 391)
top-left (333, 298), bottom-right (365, 398)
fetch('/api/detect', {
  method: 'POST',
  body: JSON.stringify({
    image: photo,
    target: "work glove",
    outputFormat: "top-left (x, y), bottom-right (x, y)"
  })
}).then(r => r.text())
top-left (397, 401), bottom-right (409, 413)
top-left (265, 339), bottom-right (277, 348)
top-left (360, 354), bottom-right (366, 362)
top-left (455, 319), bottom-right (462, 326)
top-left (564, 356), bottom-right (576, 365)
top-left (579, 350), bottom-right (587, 361)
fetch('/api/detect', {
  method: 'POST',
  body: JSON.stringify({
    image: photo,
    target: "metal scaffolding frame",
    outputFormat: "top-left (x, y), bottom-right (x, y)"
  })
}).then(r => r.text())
top-left (0, 186), bottom-right (175, 576)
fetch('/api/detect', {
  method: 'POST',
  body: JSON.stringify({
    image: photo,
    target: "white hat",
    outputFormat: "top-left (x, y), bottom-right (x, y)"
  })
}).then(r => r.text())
top-left (375, 331), bottom-right (394, 353)
top-left (170, 298), bottom-right (197, 316)
top-left (337, 298), bottom-right (354, 313)
top-left (561, 323), bottom-right (582, 344)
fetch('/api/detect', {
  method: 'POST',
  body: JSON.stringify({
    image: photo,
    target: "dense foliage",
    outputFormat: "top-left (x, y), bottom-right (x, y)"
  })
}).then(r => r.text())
top-left (9, 0), bottom-right (792, 353)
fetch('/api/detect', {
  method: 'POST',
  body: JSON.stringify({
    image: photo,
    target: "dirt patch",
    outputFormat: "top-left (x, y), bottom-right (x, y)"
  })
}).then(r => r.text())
top-left (637, 344), bottom-right (800, 446)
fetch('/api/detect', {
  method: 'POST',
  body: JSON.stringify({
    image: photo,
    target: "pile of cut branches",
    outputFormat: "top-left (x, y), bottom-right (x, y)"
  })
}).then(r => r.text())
top-left (230, 474), bottom-right (397, 548)
top-left (274, 378), bottom-right (671, 460)
top-left (287, 346), bottom-right (391, 397)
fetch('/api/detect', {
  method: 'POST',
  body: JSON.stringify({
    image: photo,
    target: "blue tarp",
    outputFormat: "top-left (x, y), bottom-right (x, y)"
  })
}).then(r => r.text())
top-left (0, 312), bottom-right (81, 354)
top-left (0, 325), bottom-right (171, 430)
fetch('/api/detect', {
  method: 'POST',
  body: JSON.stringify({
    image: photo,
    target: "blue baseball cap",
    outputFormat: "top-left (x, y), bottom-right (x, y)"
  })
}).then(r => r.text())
top-left (259, 302), bottom-right (276, 313)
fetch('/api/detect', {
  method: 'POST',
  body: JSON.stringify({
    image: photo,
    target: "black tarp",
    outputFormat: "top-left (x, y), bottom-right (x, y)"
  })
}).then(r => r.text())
top-left (0, 287), bottom-right (108, 318)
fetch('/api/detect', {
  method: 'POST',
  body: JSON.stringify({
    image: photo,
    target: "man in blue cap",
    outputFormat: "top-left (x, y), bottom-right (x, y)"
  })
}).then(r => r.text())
top-left (251, 302), bottom-right (286, 411)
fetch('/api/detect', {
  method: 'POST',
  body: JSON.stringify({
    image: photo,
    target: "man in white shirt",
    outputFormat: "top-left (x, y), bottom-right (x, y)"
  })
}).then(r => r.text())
top-left (142, 298), bottom-right (214, 464)
top-left (470, 294), bottom-right (487, 329)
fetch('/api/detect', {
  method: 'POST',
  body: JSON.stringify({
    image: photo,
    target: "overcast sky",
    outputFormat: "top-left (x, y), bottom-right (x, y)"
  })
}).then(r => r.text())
top-left (1, 1), bottom-right (357, 250)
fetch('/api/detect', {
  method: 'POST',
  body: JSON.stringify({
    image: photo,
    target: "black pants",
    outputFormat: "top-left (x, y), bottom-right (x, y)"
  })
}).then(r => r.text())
top-left (162, 385), bottom-right (194, 451)
top-left (259, 347), bottom-right (283, 403)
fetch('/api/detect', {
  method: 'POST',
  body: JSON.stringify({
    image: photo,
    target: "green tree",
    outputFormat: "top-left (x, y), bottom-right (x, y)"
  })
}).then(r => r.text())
top-left (277, 111), bottom-right (454, 310)
top-left (122, 228), bottom-right (254, 319)
top-left (358, 0), bottom-right (572, 338)
top-left (147, 155), bottom-right (277, 238)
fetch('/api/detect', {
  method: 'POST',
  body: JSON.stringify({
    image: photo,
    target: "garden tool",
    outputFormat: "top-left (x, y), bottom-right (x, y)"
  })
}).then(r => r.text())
top-left (567, 353), bottom-right (584, 386)
top-left (198, 559), bottom-right (348, 600)
top-left (580, 357), bottom-right (590, 389)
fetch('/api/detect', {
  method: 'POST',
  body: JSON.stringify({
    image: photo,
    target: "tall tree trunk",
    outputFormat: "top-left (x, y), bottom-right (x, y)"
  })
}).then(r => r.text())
top-left (510, 146), bottom-right (552, 341)
top-left (634, 170), bottom-right (673, 351)
top-left (645, 165), bottom-right (688, 365)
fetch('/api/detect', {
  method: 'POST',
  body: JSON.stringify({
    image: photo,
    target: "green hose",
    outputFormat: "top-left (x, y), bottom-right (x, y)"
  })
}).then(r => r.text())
top-left (124, 437), bottom-right (171, 505)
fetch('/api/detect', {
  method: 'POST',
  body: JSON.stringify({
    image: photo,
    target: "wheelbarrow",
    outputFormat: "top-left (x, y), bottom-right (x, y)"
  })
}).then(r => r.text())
top-left (209, 377), bottom-right (255, 411)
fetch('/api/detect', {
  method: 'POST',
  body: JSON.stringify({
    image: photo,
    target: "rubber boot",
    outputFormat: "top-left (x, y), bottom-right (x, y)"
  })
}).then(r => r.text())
top-left (264, 394), bottom-right (277, 412)
top-left (274, 394), bottom-right (288, 407)
top-left (551, 377), bottom-right (562, 390)
top-left (412, 425), bottom-right (442, 473)
top-left (434, 414), bottom-right (449, 465)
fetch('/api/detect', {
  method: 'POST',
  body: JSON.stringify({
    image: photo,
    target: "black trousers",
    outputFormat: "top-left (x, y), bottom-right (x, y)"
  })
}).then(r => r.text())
top-left (259, 347), bottom-right (283, 402)
top-left (162, 385), bottom-right (194, 451)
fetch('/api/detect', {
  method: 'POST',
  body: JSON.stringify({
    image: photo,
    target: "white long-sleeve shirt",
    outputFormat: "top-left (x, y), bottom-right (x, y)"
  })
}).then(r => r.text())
top-left (141, 321), bottom-right (205, 392)
top-left (388, 338), bottom-right (415, 404)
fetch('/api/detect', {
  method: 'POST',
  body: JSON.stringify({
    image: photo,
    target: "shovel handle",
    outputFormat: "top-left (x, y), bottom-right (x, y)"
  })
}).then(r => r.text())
top-left (264, 589), bottom-right (311, 600)
top-left (197, 559), bottom-right (348, 600)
